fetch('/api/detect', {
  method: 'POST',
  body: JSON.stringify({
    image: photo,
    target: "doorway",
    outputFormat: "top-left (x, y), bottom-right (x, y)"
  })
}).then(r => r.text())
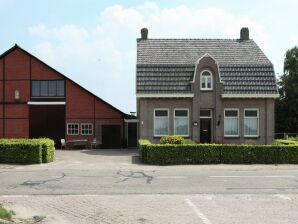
top-left (101, 125), bottom-right (122, 148)
top-left (200, 109), bottom-right (212, 143)
top-left (29, 105), bottom-right (65, 148)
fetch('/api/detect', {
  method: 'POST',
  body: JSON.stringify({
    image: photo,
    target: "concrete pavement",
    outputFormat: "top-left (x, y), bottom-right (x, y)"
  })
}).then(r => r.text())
top-left (0, 149), bottom-right (298, 223)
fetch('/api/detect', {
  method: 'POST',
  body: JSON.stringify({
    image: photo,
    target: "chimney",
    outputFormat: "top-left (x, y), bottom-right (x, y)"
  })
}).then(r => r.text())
top-left (240, 27), bottom-right (249, 40)
top-left (141, 28), bottom-right (148, 39)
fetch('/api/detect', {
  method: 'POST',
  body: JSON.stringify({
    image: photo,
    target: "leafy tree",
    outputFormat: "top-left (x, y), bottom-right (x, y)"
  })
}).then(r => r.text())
top-left (276, 46), bottom-right (298, 133)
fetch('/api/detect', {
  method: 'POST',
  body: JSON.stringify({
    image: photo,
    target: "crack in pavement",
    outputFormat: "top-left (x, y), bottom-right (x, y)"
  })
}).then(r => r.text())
top-left (116, 170), bottom-right (154, 184)
top-left (20, 173), bottom-right (66, 187)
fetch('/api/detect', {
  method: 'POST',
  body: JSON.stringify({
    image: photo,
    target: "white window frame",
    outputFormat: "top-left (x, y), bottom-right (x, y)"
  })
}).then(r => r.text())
top-left (224, 108), bottom-right (239, 137)
top-left (81, 123), bottom-right (93, 135)
top-left (67, 123), bottom-right (79, 135)
top-left (200, 70), bottom-right (213, 91)
top-left (153, 108), bottom-right (169, 137)
top-left (244, 108), bottom-right (259, 137)
top-left (174, 108), bottom-right (189, 137)
top-left (200, 109), bottom-right (212, 118)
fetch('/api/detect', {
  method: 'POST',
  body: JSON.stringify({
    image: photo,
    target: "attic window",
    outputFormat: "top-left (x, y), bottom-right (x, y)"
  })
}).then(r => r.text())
top-left (200, 70), bottom-right (213, 90)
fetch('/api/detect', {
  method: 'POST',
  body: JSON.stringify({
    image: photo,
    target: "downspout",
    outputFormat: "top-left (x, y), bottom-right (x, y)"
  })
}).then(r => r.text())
top-left (3, 57), bottom-right (5, 137)
top-left (265, 99), bottom-right (268, 144)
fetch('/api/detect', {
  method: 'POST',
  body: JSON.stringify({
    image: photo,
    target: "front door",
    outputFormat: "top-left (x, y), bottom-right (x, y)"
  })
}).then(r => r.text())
top-left (200, 109), bottom-right (212, 143)
top-left (200, 118), bottom-right (211, 143)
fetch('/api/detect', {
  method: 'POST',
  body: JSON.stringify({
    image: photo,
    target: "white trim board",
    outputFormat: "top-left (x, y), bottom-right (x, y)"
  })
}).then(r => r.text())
top-left (222, 94), bottom-right (279, 99)
top-left (136, 94), bottom-right (194, 98)
top-left (27, 101), bottom-right (66, 105)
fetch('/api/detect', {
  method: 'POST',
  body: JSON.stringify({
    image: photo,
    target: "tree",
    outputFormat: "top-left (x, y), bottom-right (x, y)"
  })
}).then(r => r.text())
top-left (275, 46), bottom-right (298, 133)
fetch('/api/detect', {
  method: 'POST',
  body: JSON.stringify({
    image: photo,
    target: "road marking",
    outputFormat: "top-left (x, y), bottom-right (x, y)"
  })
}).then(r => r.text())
top-left (275, 194), bottom-right (292, 200)
top-left (185, 198), bottom-right (212, 224)
top-left (157, 176), bottom-right (187, 179)
top-left (210, 175), bottom-right (295, 178)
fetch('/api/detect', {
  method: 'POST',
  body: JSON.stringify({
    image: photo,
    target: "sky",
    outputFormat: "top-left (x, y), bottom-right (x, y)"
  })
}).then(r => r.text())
top-left (0, 0), bottom-right (297, 113)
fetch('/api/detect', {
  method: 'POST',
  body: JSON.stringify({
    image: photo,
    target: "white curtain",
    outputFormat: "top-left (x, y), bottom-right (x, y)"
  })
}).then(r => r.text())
top-left (175, 117), bottom-right (188, 135)
top-left (155, 117), bottom-right (168, 135)
top-left (245, 118), bottom-right (258, 136)
top-left (224, 118), bottom-right (238, 135)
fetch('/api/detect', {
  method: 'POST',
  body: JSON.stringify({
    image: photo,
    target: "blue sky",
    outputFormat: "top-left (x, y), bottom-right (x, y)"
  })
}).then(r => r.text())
top-left (0, 0), bottom-right (297, 113)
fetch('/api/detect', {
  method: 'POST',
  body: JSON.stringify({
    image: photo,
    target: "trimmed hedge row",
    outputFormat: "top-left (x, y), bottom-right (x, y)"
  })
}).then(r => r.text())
top-left (138, 140), bottom-right (298, 165)
top-left (0, 138), bottom-right (55, 164)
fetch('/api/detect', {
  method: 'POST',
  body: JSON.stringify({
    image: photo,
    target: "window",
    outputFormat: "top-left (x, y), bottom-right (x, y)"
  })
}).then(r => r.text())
top-left (244, 109), bottom-right (259, 137)
top-left (224, 109), bottom-right (239, 137)
top-left (154, 109), bottom-right (169, 136)
top-left (67, 123), bottom-right (79, 135)
top-left (174, 109), bottom-right (189, 136)
top-left (200, 70), bottom-right (212, 90)
top-left (200, 109), bottom-right (212, 118)
top-left (81, 123), bottom-right (93, 135)
top-left (31, 80), bottom-right (65, 97)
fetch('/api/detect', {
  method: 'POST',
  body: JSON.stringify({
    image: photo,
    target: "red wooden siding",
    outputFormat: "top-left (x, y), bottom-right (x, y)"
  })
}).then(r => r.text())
top-left (5, 49), bottom-right (30, 80)
top-left (31, 58), bottom-right (62, 80)
top-left (5, 119), bottom-right (29, 138)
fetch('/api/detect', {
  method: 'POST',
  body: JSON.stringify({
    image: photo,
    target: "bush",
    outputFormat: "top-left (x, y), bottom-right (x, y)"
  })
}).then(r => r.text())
top-left (0, 141), bottom-right (42, 164)
top-left (138, 139), bottom-right (151, 163)
top-left (274, 139), bottom-right (298, 145)
top-left (160, 135), bottom-right (185, 144)
top-left (138, 141), bottom-right (298, 165)
top-left (0, 138), bottom-right (55, 164)
top-left (146, 144), bottom-right (221, 165)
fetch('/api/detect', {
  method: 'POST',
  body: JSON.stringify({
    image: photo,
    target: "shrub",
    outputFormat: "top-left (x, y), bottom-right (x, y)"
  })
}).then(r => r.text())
top-left (274, 139), bottom-right (298, 145)
top-left (138, 139), bottom-right (151, 163)
top-left (146, 144), bottom-right (221, 165)
top-left (0, 141), bottom-right (42, 164)
top-left (138, 141), bottom-right (298, 165)
top-left (0, 138), bottom-right (55, 164)
top-left (160, 135), bottom-right (185, 144)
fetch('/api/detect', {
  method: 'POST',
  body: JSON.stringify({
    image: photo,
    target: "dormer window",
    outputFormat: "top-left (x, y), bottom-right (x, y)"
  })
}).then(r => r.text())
top-left (200, 70), bottom-right (213, 90)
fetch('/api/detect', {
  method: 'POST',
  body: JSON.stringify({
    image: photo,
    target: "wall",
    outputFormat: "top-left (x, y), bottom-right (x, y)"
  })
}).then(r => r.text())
top-left (1, 48), bottom-right (30, 138)
top-left (138, 98), bottom-right (192, 143)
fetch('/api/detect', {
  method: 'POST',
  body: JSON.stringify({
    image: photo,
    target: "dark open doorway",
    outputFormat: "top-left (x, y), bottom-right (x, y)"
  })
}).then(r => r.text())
top-left (102, 125), bottom-right (122, 148)
top-left (29, 105), bottom-right (65, 148)
top-left (127, 122), bottom-right (138, 148)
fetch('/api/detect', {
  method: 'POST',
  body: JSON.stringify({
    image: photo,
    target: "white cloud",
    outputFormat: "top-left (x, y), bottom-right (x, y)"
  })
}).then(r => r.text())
top-left (28, 2), bottom-right (268, 113)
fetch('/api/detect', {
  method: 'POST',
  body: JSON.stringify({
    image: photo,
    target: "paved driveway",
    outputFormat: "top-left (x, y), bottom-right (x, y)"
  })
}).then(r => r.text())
top-left (0, 149), bottom-right (298, 223)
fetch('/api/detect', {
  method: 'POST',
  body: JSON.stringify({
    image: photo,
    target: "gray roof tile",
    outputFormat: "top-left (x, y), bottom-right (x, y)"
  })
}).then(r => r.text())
top-left (136, 38), bottom-right (278, 95)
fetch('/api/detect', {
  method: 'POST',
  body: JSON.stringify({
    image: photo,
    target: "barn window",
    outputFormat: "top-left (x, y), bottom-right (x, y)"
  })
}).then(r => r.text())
top-left (67, 123), bottom-right (79, 135)
top-left (81, 123), bottom-right (93, 135)
top-left (31, 80), bottom-right (65, 97)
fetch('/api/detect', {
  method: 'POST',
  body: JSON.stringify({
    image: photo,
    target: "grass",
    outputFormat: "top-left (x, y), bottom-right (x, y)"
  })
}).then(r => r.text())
top-left (0, 204), bottom-right (13, 222)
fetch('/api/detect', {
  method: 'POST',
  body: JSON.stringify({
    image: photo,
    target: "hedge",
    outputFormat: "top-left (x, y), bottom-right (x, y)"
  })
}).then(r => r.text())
top-left (138, 139), bottom-right (298, 165)
top-left (0, 138), bottom-right (55, 164)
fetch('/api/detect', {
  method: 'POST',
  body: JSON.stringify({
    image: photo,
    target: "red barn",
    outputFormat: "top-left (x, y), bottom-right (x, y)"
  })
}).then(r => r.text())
top-left (0, 44), bottom-right (137, 148)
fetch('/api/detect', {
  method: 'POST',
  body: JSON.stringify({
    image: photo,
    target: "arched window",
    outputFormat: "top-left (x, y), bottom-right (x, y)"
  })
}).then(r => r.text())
top-left (200, 70), bottom-right (213, 90)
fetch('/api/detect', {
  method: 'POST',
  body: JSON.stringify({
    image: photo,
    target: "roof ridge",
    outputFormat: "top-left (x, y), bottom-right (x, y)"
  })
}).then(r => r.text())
top-left (137, 38), bottom-right (252, 41)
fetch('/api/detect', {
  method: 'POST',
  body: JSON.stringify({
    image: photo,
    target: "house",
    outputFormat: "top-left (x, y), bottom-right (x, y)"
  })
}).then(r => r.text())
top-left (136, 27), bottom-right (279, 144)
top-left (0, 44), bottom-right (137, 148)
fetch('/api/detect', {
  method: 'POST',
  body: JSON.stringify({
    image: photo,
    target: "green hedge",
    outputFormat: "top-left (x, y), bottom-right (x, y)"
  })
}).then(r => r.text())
top-left (274, 139), bottom-right (298, 145)
top-left (138, 140), bottom-right (298, 165)
top-left (0, 138), bottom-right (55, 164)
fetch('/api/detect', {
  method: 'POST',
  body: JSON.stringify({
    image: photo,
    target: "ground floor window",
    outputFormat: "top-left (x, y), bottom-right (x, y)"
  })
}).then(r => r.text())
top-left (244, 109), bottom-right (259, 137)
top-left (81, 123), bottom-right (93, 135)
top-left (67, 123), bottom-right (79, 135)
top-left (174, 109), bottom-right (189, 136)
top-left (224, 109), bottom-right (239, 137)
top-left (154, 109), bottom-right (169, 136)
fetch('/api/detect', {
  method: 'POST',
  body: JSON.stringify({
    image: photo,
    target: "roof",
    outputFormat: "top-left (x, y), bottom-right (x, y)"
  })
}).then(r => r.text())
top-left (1, 44), bottom-right (133, 119)
top-left (136, 38), bottom-right (278, 95)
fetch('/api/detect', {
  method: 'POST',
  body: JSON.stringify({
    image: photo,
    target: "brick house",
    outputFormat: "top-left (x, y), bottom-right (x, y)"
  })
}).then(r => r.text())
top-left (0, 44), bottom-right (137, 148)
top-left (136, 28), bottom-right (279, 144)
